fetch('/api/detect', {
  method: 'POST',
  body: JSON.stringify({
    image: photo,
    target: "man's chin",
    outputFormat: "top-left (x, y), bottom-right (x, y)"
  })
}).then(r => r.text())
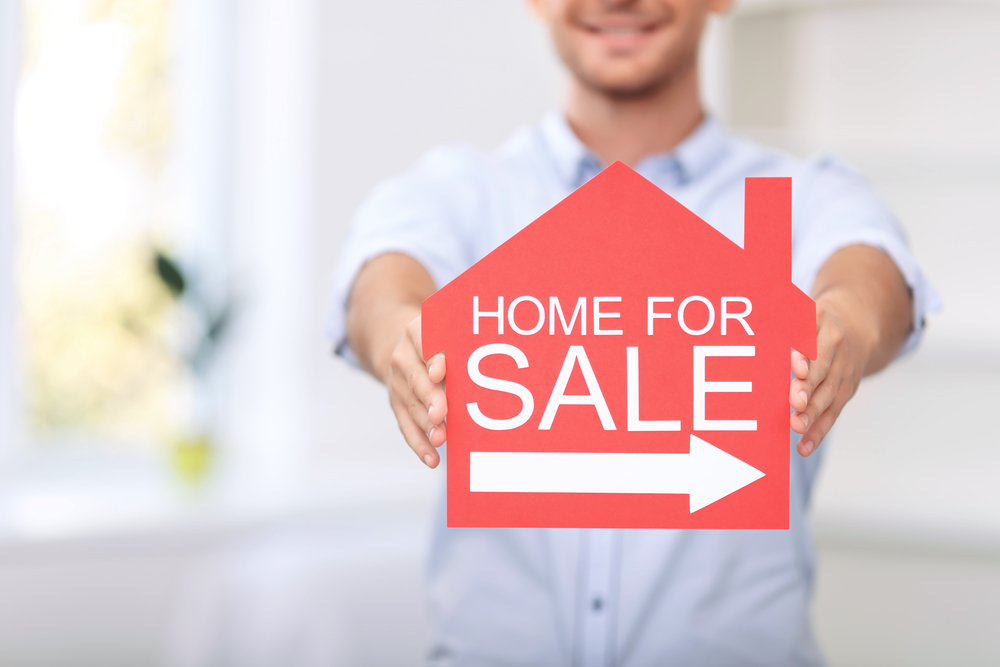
top-left (579, 69), bottom-right (670, 100)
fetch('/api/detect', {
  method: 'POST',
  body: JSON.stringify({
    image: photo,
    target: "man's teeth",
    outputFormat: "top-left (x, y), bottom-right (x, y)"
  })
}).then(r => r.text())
top-left (597, 26), bottom-right (646, 35)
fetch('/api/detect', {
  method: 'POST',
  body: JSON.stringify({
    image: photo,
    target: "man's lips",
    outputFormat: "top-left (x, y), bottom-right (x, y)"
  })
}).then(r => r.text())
top-left (577, 17), bottom-right (664, 51)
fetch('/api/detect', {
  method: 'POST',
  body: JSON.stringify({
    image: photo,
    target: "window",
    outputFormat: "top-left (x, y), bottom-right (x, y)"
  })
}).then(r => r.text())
top-left (2, 0), bottom-right (320, 505)
top-left (12, 0), bottom-right (234, 467)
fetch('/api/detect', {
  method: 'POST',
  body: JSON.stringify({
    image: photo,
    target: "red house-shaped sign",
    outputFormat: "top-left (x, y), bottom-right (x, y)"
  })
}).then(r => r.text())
top-left (422, 163), bottom-right (816, 529)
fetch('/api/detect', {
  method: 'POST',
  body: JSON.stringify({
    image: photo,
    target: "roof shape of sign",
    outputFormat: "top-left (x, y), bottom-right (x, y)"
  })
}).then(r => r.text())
top-left (423, 162), bottom-right (815, 361)
top-left (420, 162), bottom-right (816, 529)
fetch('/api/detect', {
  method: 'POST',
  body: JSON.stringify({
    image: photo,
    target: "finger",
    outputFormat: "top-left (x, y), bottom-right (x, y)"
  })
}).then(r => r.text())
top-left (789, 379), bottom-right (809, 414)
top-left (423, 351), bottom-right (448, 425)
top-left (796, 332), bottom-right (866, 453)
top-left (789, 349), bottom-right (811, 412)
top-left (407, 360), bottom-right (447, 426)
top-left (405, 388), bottom-right (436, 435)
top-left (428, 421), bottom-right (448, 448)
top-left (791, 368), bottom-right (841, 434)
top-left (416, 354), bottom-right (449, 444)
top-left (796, 395), bottom-right (841, 457)
top-left (405, 317), bottom-right (424, 361)
top-left (791, 323), bottom-right (841, 404)
top-left (797, 366), bottom-right (857, 456)
top-left (392, 331), bottom-right (447, 421)
top-left (391, 395), bottom-right (440, 468)
top-left (390, 367), bottom-right (436, 437)
top-left (390, 341), bottom-right (440, 424)
top-left (790, 348), bottom-right (809, 380)
top-left (390, 362), bottom-right (447, 445)
top-left (427, 352), bottom-right (446, 384)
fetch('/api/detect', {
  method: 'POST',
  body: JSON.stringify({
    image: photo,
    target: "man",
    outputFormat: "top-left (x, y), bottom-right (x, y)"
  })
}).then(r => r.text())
top-left (327, 0), bottom-right (936, 664)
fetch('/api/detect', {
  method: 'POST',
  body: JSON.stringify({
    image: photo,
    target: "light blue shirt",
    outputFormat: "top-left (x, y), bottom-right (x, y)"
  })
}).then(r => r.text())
top-left (327, 114), bottom-right (938, 666)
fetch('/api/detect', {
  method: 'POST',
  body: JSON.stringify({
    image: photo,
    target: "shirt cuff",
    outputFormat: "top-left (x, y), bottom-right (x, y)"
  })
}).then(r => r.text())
top-left (794, 229), bottom-right (942, 358)
top-left (325, 244), bottom-right (456, 368)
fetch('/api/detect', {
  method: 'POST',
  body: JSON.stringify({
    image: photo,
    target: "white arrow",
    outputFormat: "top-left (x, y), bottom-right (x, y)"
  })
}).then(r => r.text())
top-left (470, 435), bottom-right (765, 512)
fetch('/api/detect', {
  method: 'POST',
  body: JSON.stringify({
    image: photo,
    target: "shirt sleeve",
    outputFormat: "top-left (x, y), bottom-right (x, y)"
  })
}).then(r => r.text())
top-left (325, 144), bottom-right (489, 365)
top-left (790, 154), bottom-right (941, 356)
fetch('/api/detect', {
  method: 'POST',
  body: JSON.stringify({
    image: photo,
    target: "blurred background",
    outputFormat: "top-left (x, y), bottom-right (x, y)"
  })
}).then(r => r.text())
top-left (0, 0), bottom-right (997, 665)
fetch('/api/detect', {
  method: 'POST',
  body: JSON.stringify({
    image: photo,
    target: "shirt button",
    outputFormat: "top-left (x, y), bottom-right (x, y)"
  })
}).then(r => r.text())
top-left (591, 597), bottom-right (604, 612)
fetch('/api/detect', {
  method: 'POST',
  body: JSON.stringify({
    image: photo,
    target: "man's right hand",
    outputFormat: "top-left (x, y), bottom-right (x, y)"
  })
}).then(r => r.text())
top-left (387, 317), bottom-right (448, 468)
top-left (345, 253), bottom-right (447, 469)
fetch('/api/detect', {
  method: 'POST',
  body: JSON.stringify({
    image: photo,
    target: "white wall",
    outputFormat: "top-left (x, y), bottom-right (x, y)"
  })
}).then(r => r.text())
top-left (306, 1), bottom-right (1000, 664)
top-left (0, 500), bottom-right (434, 667)
top-left (725, 2), bottom-right (1000, 665)
top-left (0, 4), bottom-right (564, 666)
top-left (728, 0), bottom-right (1000, 350)
top-left (1, 1), bottom-right (996, 665)
top-left (311, 0), bottom-right (562, 470)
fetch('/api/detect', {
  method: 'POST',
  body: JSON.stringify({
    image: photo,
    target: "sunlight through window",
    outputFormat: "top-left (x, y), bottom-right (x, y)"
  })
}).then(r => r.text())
top-left (15, 0), bottom-right (188, 450)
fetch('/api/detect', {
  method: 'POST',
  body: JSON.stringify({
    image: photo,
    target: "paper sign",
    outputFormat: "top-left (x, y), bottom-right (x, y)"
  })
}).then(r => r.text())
top-left (422, 163), bottom-right (816, 529)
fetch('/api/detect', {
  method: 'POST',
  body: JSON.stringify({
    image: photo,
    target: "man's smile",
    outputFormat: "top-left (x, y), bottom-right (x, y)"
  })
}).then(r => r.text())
top-left (575, 13), bottom-right (670, 53)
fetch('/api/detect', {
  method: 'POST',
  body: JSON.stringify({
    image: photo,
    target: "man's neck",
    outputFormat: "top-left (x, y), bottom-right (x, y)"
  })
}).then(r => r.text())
top-left (564, 63), bottom-right (704, 168)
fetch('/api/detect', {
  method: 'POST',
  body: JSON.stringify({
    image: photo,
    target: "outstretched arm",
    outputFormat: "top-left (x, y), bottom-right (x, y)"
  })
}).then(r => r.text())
top-left (789, 244), bottom-right (913, 456)
top-left (346, 252), bottom-right (448, 468)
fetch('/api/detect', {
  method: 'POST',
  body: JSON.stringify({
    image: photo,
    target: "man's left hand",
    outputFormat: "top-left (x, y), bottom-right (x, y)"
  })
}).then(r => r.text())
top-left (787, 244), bottom-right (913, 457)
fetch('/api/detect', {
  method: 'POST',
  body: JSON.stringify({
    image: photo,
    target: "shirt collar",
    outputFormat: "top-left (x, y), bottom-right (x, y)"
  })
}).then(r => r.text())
top-left (539, 111), bottom-right (598, 189)
top-left (540, 111), bottom-right (731, 190)
top-left (668, 115), bottom-right (731, 184)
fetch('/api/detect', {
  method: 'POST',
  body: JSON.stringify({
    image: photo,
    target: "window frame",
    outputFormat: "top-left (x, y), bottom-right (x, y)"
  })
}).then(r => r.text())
top-left (0, 0), bottom-right (323, 535)
top-left (0, 0), bottom-right (20, 469)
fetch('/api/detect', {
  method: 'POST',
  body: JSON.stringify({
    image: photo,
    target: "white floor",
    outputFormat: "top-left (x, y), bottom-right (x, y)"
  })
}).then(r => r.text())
top-left (1, 503), bottom-right (998, 666)
top-left (0, 349), bottom-right (997, 666)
